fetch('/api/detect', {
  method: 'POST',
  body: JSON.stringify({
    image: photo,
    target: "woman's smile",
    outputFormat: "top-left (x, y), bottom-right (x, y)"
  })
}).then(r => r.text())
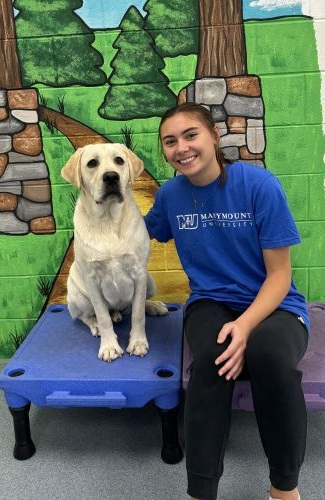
top-left (178, 154), bottom-right (197, 166)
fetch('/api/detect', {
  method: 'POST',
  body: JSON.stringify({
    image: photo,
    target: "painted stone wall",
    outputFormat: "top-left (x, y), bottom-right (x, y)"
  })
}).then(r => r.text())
top-left (0, 88), bottom-right (55, 235)
top-left (179, 76), bottom-right (265, 166)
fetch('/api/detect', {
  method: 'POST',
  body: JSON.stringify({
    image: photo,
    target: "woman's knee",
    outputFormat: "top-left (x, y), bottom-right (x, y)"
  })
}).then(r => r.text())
top-left (190, 335), bottom-right (232, 370)
top-left (185, 338), bottom-right (231, 390)
top-left (245, 316), bottom-right (305, 382)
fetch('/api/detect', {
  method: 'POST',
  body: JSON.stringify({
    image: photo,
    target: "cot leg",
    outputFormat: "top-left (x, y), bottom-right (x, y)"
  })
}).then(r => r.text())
top-left (158, 405), bottom-right (183, 464)
top-left (9, 403), bottom-right (36, 460)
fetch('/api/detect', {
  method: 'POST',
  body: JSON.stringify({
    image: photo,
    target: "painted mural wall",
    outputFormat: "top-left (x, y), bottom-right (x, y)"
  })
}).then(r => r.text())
top-left (0, 0), bottom-right (324, 358)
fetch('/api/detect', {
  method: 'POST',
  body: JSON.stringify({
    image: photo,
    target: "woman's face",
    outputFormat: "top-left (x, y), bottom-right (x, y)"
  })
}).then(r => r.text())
top-left (160, 112), bottom-right (220, 185)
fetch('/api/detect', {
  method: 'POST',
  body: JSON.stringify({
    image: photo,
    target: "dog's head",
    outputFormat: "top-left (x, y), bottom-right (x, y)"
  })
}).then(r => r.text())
top-left (61, 143), bottom-right (144, 205)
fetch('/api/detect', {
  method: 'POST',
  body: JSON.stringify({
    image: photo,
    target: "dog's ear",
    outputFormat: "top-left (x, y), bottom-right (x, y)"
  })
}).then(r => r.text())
top-left (61, 148), bottom-right (84, 188)
top-left (123, 146), bottom-right (144, 183)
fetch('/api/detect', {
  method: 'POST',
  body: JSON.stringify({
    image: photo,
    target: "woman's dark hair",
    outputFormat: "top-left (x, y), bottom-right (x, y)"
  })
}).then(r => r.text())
top-left (159, 102), bottom-right (230, 184)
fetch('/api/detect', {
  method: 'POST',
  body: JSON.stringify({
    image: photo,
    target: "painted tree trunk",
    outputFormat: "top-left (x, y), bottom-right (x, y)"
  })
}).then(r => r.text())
top-left (196, 0), bottom-right (247, 78)
top-left (0, 0), bottom-right (22, 88)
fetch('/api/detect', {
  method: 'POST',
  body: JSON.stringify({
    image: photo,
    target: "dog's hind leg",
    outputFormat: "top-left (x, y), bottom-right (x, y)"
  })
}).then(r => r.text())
top-left (69, 301), bottom-right (100, 337)
top-left (80, 315), bottom-right (100, 337)
top-left (67, 281), bottom-right (100, 337)
top-left (146, 272), bottom-right (157, 299)
top-left (145, 300), bottom-right (169, 316)
top-left (145, 273), bottom-right (169, 316)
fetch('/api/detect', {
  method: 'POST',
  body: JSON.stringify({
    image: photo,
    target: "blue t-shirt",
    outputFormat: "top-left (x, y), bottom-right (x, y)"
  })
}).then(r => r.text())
top-left (144, 162), bottom-right (309, 330)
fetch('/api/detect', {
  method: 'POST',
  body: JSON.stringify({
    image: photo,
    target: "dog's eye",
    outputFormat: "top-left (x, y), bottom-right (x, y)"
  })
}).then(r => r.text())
top-left (114, 156), bottom-right (124, 166)
top-left (87, 159), bottom-right (98, 168)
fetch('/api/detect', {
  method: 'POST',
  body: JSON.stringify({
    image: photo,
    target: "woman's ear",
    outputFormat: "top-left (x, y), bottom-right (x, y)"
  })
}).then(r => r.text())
top-left (213, 123), bottom-right (220, 144)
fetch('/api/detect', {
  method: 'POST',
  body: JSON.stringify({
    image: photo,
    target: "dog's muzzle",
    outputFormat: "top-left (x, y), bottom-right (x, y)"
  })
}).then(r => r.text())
top-left (98, 171), bottom-right (123, 203)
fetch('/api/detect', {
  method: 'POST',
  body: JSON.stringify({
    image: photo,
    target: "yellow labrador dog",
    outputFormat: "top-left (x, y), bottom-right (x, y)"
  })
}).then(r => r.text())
top-left (61, 143), bottom-right (168, 362)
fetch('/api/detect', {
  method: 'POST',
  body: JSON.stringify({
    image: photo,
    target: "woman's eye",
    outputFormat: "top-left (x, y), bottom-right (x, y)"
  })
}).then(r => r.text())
top-left (164, 140), bottom-right (175, 146)
top-left (187, 133), bottom-right (197, 140)
top-left (114, 156), bottom-right (124, 165)
top-left (87, 159), bottom-right (98, 168)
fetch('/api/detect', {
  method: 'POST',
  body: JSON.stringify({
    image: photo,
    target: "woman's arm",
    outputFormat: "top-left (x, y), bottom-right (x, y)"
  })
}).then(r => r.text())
top-left (215, 246), bottom-right (292, 380)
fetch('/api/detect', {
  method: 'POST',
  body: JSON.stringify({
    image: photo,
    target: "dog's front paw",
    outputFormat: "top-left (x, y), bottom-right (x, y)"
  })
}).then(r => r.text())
top-left (145, 300), bottom-right (169, 316)
top-left (98, 342), bottom-right (124, 362)
top-left (126, 338), bottom-right (149, 357)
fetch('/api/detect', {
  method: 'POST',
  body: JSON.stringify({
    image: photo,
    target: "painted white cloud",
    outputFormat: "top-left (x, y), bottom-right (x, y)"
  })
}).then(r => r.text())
top-left (249, 0), bottom-right (301, 10)
top-left (301, 0), bottom-right (325, 18)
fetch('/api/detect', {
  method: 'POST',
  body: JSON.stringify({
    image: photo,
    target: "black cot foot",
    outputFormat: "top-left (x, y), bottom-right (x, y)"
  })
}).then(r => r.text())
top-left (9, 403), bottom-right (36, 460)
top-left (158, 406), bottom-right (183, 464)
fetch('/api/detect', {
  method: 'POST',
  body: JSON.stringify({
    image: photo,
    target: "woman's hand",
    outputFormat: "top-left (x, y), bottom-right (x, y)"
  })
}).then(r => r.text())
top-left (215, 321), bottom-right (250, 380)
top-left (215, 247), bottom-right (293, 381)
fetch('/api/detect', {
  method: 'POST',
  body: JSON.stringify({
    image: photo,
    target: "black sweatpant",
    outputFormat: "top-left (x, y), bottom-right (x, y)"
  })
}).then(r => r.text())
top-left (184, 299), bottom-right (309, 500)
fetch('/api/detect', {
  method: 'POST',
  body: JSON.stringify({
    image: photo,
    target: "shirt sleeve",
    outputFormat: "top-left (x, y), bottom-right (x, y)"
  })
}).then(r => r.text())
top-left (144, 186), bottom-right (173, 243)
top-left (253, 175), bottom-right (301, 248)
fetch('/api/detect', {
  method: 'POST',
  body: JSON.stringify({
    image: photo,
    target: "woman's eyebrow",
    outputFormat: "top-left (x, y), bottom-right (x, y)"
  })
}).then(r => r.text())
top-left (182, 127), bottom-right (199, 134)
top-left (162, 127), bottom-right (199, 141)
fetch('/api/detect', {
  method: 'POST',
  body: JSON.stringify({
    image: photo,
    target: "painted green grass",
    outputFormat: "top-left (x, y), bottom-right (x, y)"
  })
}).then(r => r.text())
top-left (245, 17), bottom-right (323, 177)
top-left (245, 16), bottom-right (325, 298)
top-left (0, 16), bottom-right (324, 356)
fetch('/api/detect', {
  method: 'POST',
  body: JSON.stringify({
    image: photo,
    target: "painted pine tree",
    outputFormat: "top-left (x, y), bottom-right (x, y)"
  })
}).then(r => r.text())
top-left (143, 0), bottom-right (199, 57)
top-left (99, 6), bottom-right (176, 120)
top-left (13, 0), bottom-right (106, 86)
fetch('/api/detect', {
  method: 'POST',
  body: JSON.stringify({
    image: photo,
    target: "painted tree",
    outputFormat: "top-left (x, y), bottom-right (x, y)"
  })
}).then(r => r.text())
top-left (99, 7), bottom-right (176, 120)
top-left (0, 0), bottom-right (22, 88)
top-left (143, 0), bottom-right (199, 57)
top-left (196, 0), bottom-right (247, 77)
top-left (13, 0), bottom-right (106, 87)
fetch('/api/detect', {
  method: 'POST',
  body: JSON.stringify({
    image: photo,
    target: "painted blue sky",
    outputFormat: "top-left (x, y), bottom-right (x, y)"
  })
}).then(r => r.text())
top-left (75, 0), bottom-right (303, 29)
top-left (75, 0), bottom-right (147, 28)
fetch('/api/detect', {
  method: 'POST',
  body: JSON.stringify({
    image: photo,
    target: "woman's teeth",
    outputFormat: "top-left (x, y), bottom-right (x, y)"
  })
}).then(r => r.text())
top-left (179, 155), bottom-right (196, 165)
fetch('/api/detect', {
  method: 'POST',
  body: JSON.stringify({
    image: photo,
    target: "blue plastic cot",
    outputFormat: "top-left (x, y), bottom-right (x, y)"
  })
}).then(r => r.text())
top-left (0, 303), bottom-right (184, 463)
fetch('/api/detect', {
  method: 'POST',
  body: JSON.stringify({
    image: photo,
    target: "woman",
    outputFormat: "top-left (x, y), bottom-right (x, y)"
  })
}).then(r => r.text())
top-left (144, 103), bottom-right (309, 500)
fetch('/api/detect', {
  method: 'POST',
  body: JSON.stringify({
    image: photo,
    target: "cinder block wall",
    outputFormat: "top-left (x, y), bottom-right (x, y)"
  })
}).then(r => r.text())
top-left (0, 2), bottom-right (324, 357)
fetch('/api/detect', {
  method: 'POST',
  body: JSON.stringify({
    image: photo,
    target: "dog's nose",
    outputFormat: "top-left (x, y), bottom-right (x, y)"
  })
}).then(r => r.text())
top-left (102, 171), bottom-right (120, 184)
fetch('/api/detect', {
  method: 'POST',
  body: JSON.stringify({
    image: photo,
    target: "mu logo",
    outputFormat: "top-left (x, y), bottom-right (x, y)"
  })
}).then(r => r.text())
top-left (176, 214), bottom-right (199, 230)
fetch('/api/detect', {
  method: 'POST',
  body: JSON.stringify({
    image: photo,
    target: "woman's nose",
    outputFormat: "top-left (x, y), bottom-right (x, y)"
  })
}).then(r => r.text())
top-left (177, 140), bottom-right (189, 153)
